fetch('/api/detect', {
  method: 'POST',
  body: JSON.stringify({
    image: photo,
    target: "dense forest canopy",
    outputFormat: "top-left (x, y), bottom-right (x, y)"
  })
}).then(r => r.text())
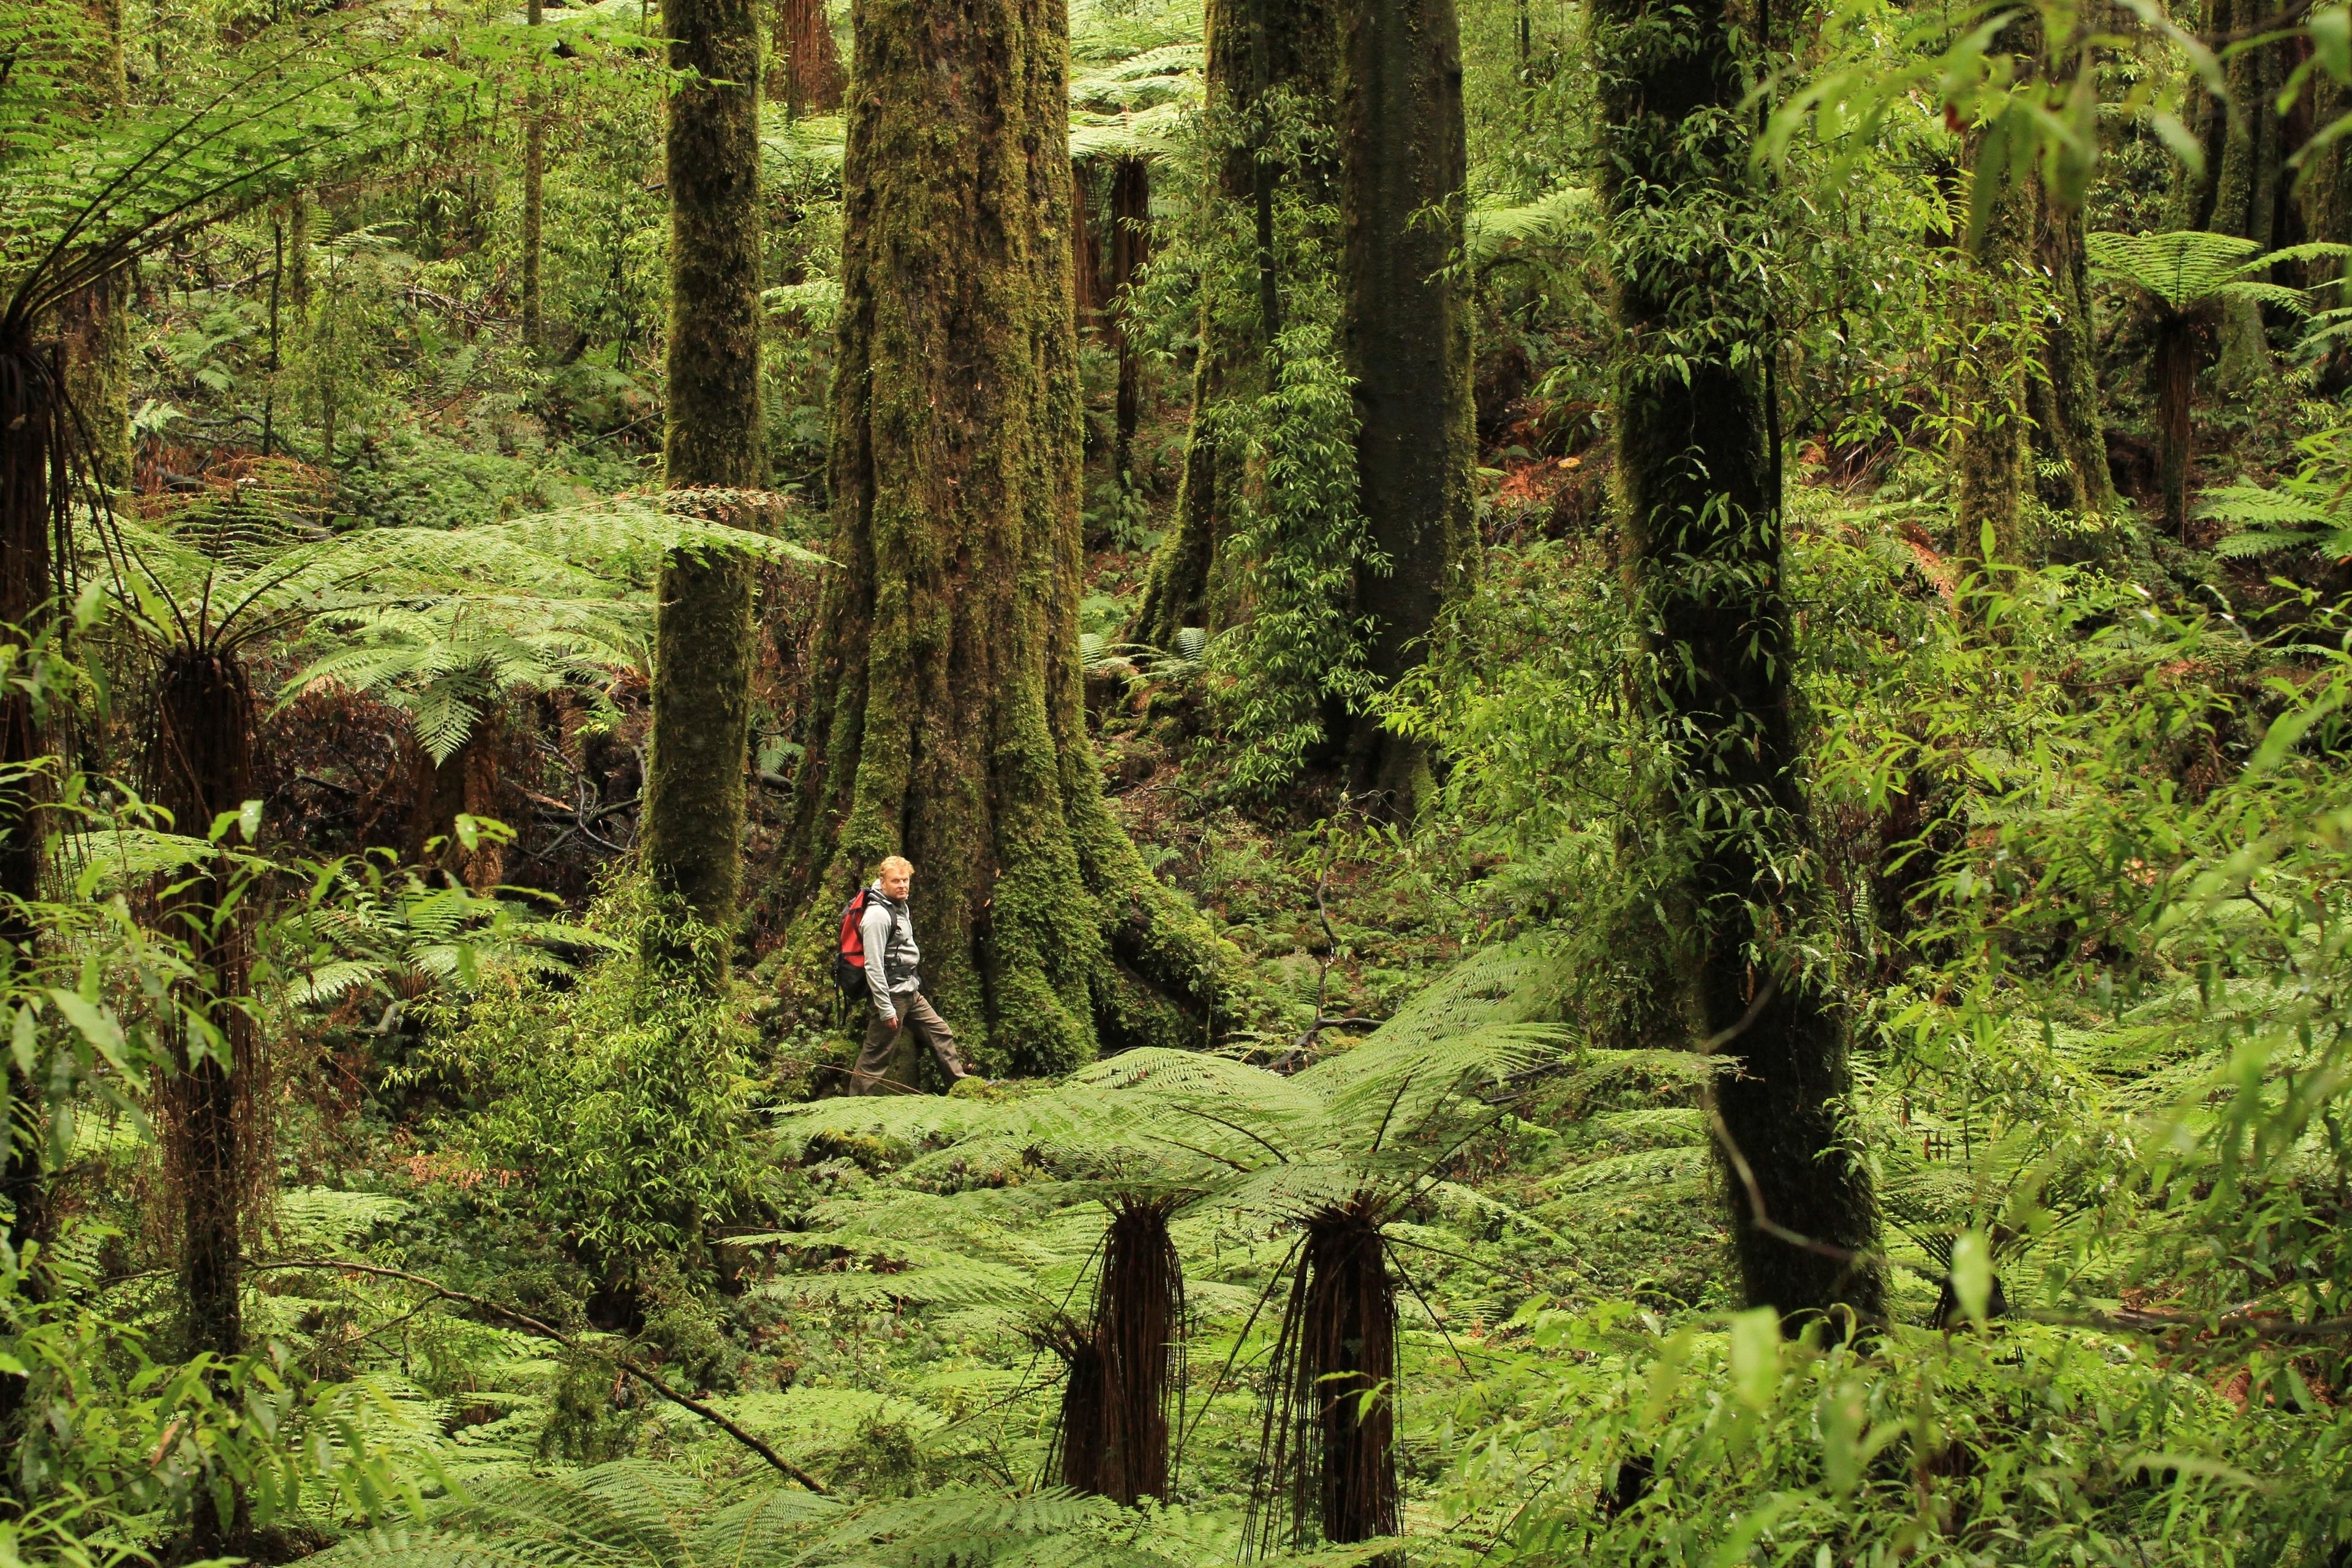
top-left (6, 0), bottom-right (2352, 1564)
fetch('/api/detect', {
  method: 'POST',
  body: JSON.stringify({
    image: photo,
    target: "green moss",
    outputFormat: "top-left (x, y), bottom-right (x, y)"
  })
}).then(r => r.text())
top-left (1594, 0), bottom-right (1882, 1322)
top-left (646, 0), bottom-right (764, 951)
top-left (776, 0), bottom-right (1244, 1076)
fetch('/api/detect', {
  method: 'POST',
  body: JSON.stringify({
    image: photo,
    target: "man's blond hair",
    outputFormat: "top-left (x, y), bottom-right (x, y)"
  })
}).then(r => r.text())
top-left (877, 854), bottom-right (913, 878)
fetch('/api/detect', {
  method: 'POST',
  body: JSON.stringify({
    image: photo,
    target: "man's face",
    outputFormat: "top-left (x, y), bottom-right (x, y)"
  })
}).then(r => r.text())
top-left (881, 865), bottom-right (912, 899)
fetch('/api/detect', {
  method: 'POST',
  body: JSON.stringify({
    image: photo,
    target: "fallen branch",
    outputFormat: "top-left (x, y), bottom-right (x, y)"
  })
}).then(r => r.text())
top-left (262, 1257), bottom-right (829, 1493)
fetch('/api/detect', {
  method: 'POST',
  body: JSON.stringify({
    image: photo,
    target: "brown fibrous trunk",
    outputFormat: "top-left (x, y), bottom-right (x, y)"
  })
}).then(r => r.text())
top-left (149, 649), bottom-right (262, 1372)
top-left (1094, 1199), bottom-right (1179, 1504)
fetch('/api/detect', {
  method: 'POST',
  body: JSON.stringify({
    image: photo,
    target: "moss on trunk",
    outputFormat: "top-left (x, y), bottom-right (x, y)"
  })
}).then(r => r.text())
top-left (647, 0), bottom-right (763, 946)
top-left (1133, 0), bottom-right (1340, 652)
top-left (1593, 0), bottom-right (1882, 1325)
top-left (1953, 129), bottom-right (2033, 582)
top-left (780, 0), bottom-right (1242, 1076)
top-left (2029, 179), bottom-right (2115, 516)
top-left (1338, 0), bottom-right (1474, 812)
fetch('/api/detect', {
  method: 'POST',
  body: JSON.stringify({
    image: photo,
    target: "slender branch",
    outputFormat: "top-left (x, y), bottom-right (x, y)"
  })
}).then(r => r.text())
top-left (260, 1258), bottom-right (830, 1492)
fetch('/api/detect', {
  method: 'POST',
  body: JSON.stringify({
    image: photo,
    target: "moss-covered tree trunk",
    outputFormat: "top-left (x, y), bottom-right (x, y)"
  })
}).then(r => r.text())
top-left (1133, 0), bottom-right (1340, 650)
top-left (1593, 0), bottom-right (1882, 1325)
top-left (2173, 0), bottom-right (2282, 391)
top-left (780, 0), bottom-right (1238, 1076)
top-left (1338, 0), bottom-right (1474, 811)
top-left (2028, 180), bottom-right (2115, 515)
top-left (1953, 126), bottom-right (2034, 582)
top-left (645, 0), bottom-right (761, 944)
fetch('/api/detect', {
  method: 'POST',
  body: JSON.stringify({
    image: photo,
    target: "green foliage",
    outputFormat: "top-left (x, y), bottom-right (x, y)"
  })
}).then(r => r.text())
top-left (1212, 325), bottom-right (1387, 797)
top-left (412, 880), bottom-right (764, 1278)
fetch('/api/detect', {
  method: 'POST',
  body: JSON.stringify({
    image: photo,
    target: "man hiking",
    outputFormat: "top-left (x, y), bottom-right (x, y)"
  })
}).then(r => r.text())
top-left (849, 855), bottom-right (972, 1095)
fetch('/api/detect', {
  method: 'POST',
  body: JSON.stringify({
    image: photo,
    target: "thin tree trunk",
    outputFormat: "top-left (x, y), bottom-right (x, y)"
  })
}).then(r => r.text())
top-left (1072, 160), bottom-right (1102, 339)
top-left (1338, 0), bottom-right (1475, 814)
top-left (59, 0), bottom-right (132, 493)
top-left (646, 0), bottom-right (763, 950)
top-left (0, 337), bottom-right (58, 1455)
top-left (781, 0), bottom-right (1237, 1071)
top-left (1133, 0), bottom-right (1340, 650)
top-left (523, 0), bottom-right (546, 355)
top-left (1593, 0), bottom-right (1882, 1325)
top-left (1109, 158), bottom-right (1150, 490)
top-left (149, 649), bottom-right (258, 1552)
top-left (1954, 127), bottom-right (2034, 584)
top-left (2029, 179), bottom-right (2114, 514)
top-left (2157, 318), bottom-right (2198, 540)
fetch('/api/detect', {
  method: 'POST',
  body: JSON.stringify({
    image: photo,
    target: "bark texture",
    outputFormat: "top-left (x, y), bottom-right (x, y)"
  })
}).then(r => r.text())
top-left (1954, 129), bottom-right (2034, 581)
top-left (149, 651), bottom-right (259, 1370)
top-left (782, 0), bottom-right (1238, 1074)
top-left (1133, 0), bottom-right (1341, 650)
top-left (647, 0), bottom-right (763, 941)
top-left (2028, 180), bottom-right (2115, 515)
top-left (1092, 1200), bottom-right (1178, 1504)
top-left (1593, 0), bottom-right (1882, 1324)
top-left (774, 0), bottom-right (845, 118)
top-left (1338, 0), bottom-right (1474, 809)
top-left (1256, 1202), bottom-right (1397, 1551)
top-left (0, 339), bottom-right (58, 1409)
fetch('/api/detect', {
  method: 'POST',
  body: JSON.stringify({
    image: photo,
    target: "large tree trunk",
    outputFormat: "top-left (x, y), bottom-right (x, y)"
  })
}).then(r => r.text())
top-left (1132, 0), bottom-right (1340, 650)
top-left (1593, 0), bottom-right (1882, 1325)
top-left (1338, 0), bottom-right (1474, 813)
top-left (780, 0), bottom-right (1237, 1074)
top-left (774, 0), bottom-right (844, 118)
top-left (645, 0), bottom-right (762, 948)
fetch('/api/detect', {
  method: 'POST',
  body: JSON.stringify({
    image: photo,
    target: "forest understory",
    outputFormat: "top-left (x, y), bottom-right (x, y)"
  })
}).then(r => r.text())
top-left (5, 0), bottom-right (2352, 1566)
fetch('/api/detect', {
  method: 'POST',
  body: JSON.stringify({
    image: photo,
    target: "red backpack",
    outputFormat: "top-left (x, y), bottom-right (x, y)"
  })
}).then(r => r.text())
top-left (834, 887), bottom-right (875, 1005)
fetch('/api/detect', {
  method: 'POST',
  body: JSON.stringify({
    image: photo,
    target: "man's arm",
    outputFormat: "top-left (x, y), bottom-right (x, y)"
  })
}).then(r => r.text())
top-left (860, 902), bottom-right (897, 1020)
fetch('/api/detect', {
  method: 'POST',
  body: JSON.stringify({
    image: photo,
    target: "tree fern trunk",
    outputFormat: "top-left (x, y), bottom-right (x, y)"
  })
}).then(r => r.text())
top-left (1593, 0), bottom-right (1882, 1325)
top-left (778, 0), bottom-right (1238, 1072)
top-left (1095, 1200), bottom-right (1178, 1504)
top-left (1133, 0), bottom-right (1340, 650)
top-left (646, 0), bottom-right (761, 951)
top-left (1254, 1200), bottom-right (1396, 1552)
top-left (0, 336), bottom-right (58, 1456)
top-left (149, 649), bottom-right (260, 1552)
top-left (1338, 0), bottom-right (1474, 815)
